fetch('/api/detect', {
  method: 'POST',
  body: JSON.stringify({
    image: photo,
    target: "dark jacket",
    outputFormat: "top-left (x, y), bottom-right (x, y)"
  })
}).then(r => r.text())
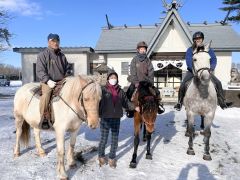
top-left (99, 85), bottom-right (135, 118)
top-left (36, 48), bottom-right (70, 83)
top-left (128, 53), bottom-right (154, 85)
top-left (186, 47), bottom-right (217, 72)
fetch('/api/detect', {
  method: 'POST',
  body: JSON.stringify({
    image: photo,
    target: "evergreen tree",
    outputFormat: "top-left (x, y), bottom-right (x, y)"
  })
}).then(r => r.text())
top-left (220, 0), bottom-right (240, 23)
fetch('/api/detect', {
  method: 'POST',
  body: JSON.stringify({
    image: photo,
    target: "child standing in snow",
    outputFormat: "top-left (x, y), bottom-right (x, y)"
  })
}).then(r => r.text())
top-left (98, 70), bottom-right (139, 168)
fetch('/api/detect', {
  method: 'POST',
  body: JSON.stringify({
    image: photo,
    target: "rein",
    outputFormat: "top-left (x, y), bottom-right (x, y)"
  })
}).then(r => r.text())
top-left (59, 78), bottom-right (95, 122)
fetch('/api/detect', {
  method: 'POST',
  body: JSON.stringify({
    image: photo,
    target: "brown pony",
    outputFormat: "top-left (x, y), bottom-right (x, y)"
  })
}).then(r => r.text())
top-left (129, 81), bottom-right (158, 168)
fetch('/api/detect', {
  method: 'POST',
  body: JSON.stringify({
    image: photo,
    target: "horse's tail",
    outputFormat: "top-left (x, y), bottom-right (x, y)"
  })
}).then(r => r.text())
top-left (20, 120), bottom-right (30, 147)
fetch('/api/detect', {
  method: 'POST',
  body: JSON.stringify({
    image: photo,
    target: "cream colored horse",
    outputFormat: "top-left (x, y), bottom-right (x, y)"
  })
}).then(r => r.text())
top-left (13, 75), bottom-right (102, 180)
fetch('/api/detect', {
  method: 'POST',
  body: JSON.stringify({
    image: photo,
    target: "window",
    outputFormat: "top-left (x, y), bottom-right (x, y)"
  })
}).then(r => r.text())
top-left (121, 62), bottom-right (130, 75)
top-left (68, 63), bottom-right (74, 76)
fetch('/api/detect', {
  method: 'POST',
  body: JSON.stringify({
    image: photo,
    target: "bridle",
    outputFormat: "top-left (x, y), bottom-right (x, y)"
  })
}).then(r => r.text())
top-left (59, 78), bottom-right (95, 122)
top-left (192, 50), bottom-right (211, 79)
top-left (139, 95), bottom-right (157, 126)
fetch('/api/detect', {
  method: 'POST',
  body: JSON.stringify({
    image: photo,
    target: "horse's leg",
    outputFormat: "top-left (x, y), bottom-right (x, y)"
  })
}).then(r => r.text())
top-left (67, 129), bottom-right (79, 168)
top-left (200, 115), bottom-right (205, 129)
top-left (185, 121), bottom-right (190, 137)
top-left (55, 129), bottom-right (68, 180)
top-left (203, 116), bottom-right (213, 161)
top-left (14, 114), bottom-right (24, 157)
top-left (129, 114), bottom-right (141, 168)
top-left (186, 112), bottom-right (195, 155)
top-left (143, 123), bottom-right (147, 141)
top-left (33, 128), bottom-right (46, 157)
top-left (145, 131), bottom-right (152, 160)
top-left (200, 116), bottom-right (205, 135)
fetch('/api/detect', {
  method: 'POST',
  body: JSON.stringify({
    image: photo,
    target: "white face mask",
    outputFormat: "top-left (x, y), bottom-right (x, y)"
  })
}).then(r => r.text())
top-left (108, 79), bottom-right (117, 85)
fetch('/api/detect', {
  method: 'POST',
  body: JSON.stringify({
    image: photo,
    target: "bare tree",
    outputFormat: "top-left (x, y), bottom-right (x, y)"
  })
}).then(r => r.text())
top-left (0, 10), bottom-right (12, 52)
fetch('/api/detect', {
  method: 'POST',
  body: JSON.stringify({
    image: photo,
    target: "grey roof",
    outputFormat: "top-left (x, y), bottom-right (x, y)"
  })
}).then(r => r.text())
top-left (95, 26), bottom-right (158, 53)
top-left (187, 24), bottom-right (240, 51)
top-left (13, 47), bottom-right (94, 53)
top-left (95, 10), bottom-right (240, 53)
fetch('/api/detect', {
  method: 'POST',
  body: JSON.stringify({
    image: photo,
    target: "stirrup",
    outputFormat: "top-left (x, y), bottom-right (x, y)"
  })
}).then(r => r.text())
top-left (158, 104), bottom-right (165, 114)
top-left (220, 102), bottom-right (233, 109)
top-left (126, 110), bottom-right (134, 118)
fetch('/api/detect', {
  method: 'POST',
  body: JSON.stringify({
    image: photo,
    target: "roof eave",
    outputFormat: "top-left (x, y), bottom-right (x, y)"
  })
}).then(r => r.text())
top-left (95, 49), bottom-right (136, 53)
top-left (214, 48), bottom-right (240, 52)
top-left (13, 47), bottom-right (94, 54)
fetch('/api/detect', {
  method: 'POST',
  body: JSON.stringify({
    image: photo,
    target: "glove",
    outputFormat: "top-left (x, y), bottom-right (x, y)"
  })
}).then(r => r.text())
top-left (47, 80), bottom-right (56, 88)
top-left (135, 106), bottom-right (140, 112)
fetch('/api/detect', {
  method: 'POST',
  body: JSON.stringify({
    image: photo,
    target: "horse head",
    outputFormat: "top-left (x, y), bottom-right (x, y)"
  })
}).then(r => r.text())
top-left (192, 41), bottom-right (212, 87)
top-left (133, 81), bottom-right (158, 133)
top-left (78, 76), bottom-right (102, 129)
top-left (62, 76), bottom-right (102, 129)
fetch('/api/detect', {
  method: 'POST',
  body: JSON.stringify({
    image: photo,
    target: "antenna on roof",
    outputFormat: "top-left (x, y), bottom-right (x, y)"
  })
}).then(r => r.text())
top-left (161, 0), bottom-right (182, 11)
top-left (220, 9), bottom-right (231, 25)
top-left (105, 14), bottom-right (114, 29)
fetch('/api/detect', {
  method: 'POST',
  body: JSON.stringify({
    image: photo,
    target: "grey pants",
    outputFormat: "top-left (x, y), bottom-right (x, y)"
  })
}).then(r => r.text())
top-left (178, 71), bottom-right (225, 103)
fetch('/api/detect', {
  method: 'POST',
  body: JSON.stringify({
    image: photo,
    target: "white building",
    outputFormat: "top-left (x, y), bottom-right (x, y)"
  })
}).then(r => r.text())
top-left (95, 7), bottom-right (240, 91)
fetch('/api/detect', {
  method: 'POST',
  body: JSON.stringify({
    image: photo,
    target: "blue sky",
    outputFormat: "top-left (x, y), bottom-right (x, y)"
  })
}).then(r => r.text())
top-left (0, 0), bottom-right (239, 67)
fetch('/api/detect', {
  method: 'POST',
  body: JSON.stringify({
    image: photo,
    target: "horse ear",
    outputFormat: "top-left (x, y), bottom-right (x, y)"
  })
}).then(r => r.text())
top-left (193, 48), bottom-right (197, 54)
top-left (205, 40), bottom-right (212, 52)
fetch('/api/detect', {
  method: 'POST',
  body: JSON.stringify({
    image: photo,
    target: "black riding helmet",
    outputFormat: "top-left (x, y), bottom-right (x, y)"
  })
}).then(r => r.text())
top-left (137, 41), bottom-right (148, 49)
top-left (192, 31), bottom-right (204, 41)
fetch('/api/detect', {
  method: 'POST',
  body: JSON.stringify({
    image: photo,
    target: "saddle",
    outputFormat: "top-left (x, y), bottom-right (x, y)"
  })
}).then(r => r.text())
top-left (30, 79), bottom-right (66, 100)
top-left (30, 79), bottom-right (66, 129)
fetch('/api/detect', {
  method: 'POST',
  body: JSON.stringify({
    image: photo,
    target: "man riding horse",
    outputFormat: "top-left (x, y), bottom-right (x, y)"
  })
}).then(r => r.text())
top-left (36, 33), bottom-right (71, 129)
top-left (174, 31), bottom-right (233, 111)
top-left (126, 41), bottom-right (164, 117)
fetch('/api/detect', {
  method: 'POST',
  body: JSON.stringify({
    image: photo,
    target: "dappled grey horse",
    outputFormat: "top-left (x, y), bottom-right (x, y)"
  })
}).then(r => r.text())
top-left (184, 42), bottom-right (217, 161)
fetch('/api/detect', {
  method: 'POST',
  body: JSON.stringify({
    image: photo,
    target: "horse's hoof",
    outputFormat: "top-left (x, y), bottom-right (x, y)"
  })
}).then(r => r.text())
top-left (200, 130), bottom-right (204, 135)
top-left (187, 149), bottom-right (195, 155)
top-left (146, 154), bottom-right (152, 160)
top-left (185, 131), bottom-right (190, 137)
top-left (39, 152), bottom-right (46, 157)
top-left (60, 175), bottom-right (68, 180)
top-left (60, 178), bottom-right (68, 180)
top-left (14, 153), bottom-right (20, 158)
top-left (129, 162), bottom-right (137, 168)
top-left (69, 164), bottom-right (77, 169)
top-left (203, 154), bottom-right (212, 161)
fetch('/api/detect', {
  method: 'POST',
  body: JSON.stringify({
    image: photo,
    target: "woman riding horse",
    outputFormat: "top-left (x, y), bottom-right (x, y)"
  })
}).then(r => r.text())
top-left (129, 81), bottom-right (158, 168)
top-left (174, 31), bottom-right (232, 111)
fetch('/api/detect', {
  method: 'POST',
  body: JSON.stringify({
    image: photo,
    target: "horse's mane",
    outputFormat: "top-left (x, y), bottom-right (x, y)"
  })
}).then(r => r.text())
top-left (137, 81), bottom-right (158, 113)
top-left (138, 81), bottom-right (153, 102)
top-left (61, 75), bottom-right (101, 104)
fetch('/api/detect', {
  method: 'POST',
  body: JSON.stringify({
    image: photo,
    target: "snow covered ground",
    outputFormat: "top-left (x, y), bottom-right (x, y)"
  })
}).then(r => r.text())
top-left (0, 86), bottom-right (240, 180)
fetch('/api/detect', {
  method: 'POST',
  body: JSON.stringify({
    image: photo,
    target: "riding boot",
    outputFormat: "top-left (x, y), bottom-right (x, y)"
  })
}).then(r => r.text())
top-left (126, 84), bottom-right (136, 118)
top-left (41, 112), bottom-right (52, 130)
top-left (155, 96), bottom-right (165, 114)
top-left (217, 95), bottom-right (233, 109)
top-left (174, 88), bottom-right (185, 111)
top-left (211, 75), bottom-right (233, 109)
